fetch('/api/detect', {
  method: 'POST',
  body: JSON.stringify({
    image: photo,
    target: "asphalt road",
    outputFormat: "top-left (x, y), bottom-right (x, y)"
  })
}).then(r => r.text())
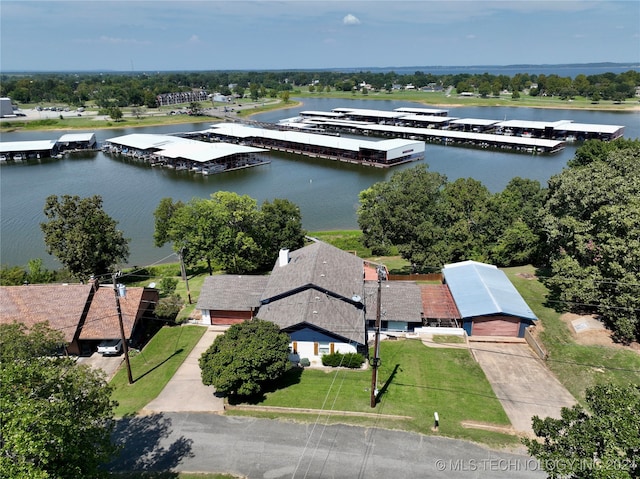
top-left (110, 412), bottom-right (546, 479)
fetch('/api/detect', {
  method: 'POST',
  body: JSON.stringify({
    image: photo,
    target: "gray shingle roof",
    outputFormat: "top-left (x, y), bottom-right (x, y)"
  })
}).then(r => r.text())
top-left (364, 281), bottom-right (423, 323)
top-left (196, 275), bottom-right (269, 311)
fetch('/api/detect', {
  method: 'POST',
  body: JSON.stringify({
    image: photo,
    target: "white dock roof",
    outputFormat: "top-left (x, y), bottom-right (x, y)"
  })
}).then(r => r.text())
top-left (0, 140), bottom-right (57, 153)
top-left (207, 123), bottom-right (424, 153)
top-left (105, 133), bottom-right (266, 163)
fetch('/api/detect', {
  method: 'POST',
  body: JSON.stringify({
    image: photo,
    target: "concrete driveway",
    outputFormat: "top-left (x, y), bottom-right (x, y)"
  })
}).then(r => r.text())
top-left (142, 326), bottom-right (225, 413)
top-left (470, 342), bottom-right (576, 435)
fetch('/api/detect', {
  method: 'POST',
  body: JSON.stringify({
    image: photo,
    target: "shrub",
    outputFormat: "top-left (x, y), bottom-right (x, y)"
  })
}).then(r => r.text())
top-left (300, 358), bottom-right (310, 367)
top-left (160, 276), bottom-right (179, 295)
top-left (154, 294), bottom-right (184, 320)
top-left (321, 352), bottom-right (365, 369)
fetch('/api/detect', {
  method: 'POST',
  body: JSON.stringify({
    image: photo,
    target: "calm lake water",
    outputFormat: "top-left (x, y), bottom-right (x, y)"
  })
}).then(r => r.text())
top-left (1, 98), bottom-right (638, 269)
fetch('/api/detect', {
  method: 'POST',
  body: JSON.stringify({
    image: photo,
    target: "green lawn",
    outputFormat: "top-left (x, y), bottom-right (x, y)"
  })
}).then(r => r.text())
top-left (110, 325), bottom-right (207, 416)
top-left (505, 265), bottom-right (640, 404)
top-left (232, 339), bottom-right (517, 446)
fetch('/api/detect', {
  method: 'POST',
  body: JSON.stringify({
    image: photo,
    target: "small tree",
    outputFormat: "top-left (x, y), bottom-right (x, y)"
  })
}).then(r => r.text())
top-left (523, 383), bottom-right (640, 479)
top-left (40, 195), bottom-right (129, 281)
top-left (199, 319), bottom-right (291, 397)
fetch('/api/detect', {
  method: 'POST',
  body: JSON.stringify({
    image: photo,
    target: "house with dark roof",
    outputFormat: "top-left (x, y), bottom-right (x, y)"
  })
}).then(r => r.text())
top-left (197, 241), bottom-right (370, 363)
top-left (0, 281), bottom-right (158, 355)
top-left (442, 260), bottom-right (537, 337)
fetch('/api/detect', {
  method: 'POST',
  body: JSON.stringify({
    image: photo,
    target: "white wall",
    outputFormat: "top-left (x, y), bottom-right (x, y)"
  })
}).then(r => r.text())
top-left (290, 340), bottom-right (357, 365)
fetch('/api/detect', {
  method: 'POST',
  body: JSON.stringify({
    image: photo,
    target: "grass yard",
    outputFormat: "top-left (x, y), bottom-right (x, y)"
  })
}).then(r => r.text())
top-left (110, 325), bottom-right (207, 416)
top-left (505, 265), bottom-right (640, 404)
top-left (232, 339), bottom-right (517, 447)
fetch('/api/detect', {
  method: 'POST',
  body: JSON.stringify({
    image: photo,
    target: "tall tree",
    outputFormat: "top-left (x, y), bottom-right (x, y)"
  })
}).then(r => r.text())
top-left (154, 193), bottom-right (305, 274)
top-left (0, 322), bottom-right (118, 478)
top-left (357, 165), bottom-right (447, 264)
top-left (523, 383), bottom-right (640, 479)
top-left (542, 142), bottom-right (640, 342)
top-left (199, 319), bottom-right (291, 397)
top-left (258, 198), bottom-right (306, 268)
top-left (40, 195), bottom-right (129, 281)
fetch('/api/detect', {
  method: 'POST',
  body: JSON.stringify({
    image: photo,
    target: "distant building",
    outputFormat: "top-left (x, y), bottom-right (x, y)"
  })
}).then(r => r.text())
top-left (0, 97), bottom-right (15, 117)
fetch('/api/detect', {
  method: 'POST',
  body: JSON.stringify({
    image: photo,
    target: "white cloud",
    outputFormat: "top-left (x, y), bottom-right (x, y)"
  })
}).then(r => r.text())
top-left (98, 36), bottom-right (151, 46)
top-left (188, 34), bottom-right (201, 44)
top-left (343, 14), bottom-right (361, 26)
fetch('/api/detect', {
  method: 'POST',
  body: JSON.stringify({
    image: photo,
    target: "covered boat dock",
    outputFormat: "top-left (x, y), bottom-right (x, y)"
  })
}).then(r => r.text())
top-left (102, 134), bottom-right (269, 174)
top-left (202, 123), bottom-right (425, 167)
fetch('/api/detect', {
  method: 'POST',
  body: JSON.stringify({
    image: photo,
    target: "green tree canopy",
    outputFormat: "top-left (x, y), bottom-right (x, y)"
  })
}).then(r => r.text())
top-left (357, 166), bottom-right (544, 271)
top-left (523, 383), bottom-right (640, 479)
top-left (542, 141), bottom-right (640, 342)
top-left (199, 319), bottom-right (291, 397)
top-left (0, 322), bottom-right (118, 478)
top-left (40, 194), bottom-right (129, 281)
top-left (153, 192), bottom-right (305, 274)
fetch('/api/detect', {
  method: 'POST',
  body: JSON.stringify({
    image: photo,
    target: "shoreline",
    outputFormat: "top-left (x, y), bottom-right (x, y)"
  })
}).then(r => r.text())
top-left (1, 98), bottom-right (637, 133)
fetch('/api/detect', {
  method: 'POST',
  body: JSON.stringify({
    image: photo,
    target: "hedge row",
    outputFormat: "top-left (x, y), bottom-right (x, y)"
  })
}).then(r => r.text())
top-left (321, 352), bottom-right (365, 368)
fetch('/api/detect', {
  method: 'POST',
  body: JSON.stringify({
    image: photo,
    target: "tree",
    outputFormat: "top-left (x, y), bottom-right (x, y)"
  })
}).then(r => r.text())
top-left (542, 142), bottom-right (640, 342)
top-left (199, 319), bottom-right (291, 397)
top-left (523, 383), bottom-right (640, 479)
top-left (258, 198), bottom-right (306, 268)
top-left (109, 106), bottom-right (123, 121)
top-left (40, 195), bottom-right (129, 281)
top-left (0, 322), bottom-right (118, 478)
top-left (153, 193), bottom-right (305, 274)
top-left (357, 165), bottom-right (447, 264)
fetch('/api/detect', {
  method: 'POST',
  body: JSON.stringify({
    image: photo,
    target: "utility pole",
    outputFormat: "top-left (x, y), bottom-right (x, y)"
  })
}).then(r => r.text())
top-left (179, 248), bottom-right (192, 304)
top-left (370, 273), bottom-right (382, 408)
top-left (112, 273), bottom-right (133, 384)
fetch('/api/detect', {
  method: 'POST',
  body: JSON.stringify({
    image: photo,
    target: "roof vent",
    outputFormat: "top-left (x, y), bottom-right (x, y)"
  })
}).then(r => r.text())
top-left (278, 248), bottom-right (290, 267)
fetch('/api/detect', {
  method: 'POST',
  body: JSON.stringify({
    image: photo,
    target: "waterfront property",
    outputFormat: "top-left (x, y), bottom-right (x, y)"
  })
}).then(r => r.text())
top-left (102, 133), bottom-right (269, 174)
top-left (201, 122), bottom-right (426, 167)
top-left (195, 241), bottom-right (538, 367)
top-left (0, 280), bottom-right (158, 355)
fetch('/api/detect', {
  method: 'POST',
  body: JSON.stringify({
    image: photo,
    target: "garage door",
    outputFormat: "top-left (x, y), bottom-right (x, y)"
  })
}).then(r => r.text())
top-left (472, 316), bottom-right (520, 336)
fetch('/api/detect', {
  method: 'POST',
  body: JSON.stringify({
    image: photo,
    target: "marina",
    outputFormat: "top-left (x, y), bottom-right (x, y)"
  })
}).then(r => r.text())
top-left (283, 107), bottom-right (626, 154)
top-left (1, 99), bottom-right (638, 269)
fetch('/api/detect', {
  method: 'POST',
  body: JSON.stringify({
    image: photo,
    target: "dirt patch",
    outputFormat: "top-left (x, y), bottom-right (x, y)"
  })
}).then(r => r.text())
top-left (460, 421), bottom-right (522, 437)
top-left (515, 272), bottom-right (537, 280)
top-left (560, 313), bottom-right (640, 353)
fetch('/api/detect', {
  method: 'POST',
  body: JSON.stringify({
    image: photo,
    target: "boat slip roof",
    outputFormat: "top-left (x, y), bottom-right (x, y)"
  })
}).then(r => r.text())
top-left (0, 140), bottom-right (57, 153)
top-left (58, 133), bottom-right (96, 142)
top-left (207, 123), bottom-right (424, 153)
top-left (442, 260), bottom-right (537, 320)
top-left (105, 133), bottom-right (266, 162)
top-left (394, 107), bottom-right (449, 115)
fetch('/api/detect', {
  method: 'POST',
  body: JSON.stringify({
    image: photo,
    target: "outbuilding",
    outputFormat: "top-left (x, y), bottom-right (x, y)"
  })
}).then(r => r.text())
top-left (442, 261), bottom-right (537, 337)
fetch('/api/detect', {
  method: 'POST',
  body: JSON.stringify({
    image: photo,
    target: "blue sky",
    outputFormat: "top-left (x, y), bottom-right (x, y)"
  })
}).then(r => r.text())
top-left (1, 0), bottom-right (639, 72)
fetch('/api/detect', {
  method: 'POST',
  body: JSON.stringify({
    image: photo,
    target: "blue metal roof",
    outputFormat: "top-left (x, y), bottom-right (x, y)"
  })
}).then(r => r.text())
top-left (443, 261), bottom-right (537, 320)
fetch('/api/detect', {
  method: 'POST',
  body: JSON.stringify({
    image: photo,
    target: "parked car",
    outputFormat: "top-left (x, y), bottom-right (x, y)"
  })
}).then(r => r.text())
top-left (97, 338), bottom-right (123, 356)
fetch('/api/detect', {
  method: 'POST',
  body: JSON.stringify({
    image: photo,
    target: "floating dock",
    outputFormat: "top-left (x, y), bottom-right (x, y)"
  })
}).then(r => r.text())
top-left (286, 107), bottom-right (626, 154)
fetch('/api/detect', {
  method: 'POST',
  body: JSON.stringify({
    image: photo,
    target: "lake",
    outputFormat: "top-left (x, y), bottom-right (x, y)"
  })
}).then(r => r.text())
top-left (1, 98), bottom-right (638, 269)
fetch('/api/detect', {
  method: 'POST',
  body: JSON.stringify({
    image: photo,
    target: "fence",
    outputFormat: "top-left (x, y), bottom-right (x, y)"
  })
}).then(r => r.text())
top-left (524, 326), bottom-right (548, 360)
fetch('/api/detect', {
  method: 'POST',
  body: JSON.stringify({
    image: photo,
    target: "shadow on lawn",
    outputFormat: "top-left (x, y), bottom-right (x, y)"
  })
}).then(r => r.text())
top-left (106, 413), bottom-right (194, 476)
top-left (374, 364), bottom-right (400, 405)
top-left (134, 348), bottom-right (184, 383)
top-left (226, 366), bottom-right (304, 405)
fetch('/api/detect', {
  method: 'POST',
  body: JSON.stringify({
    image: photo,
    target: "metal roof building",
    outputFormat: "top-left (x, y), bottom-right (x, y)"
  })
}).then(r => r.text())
top-left (205, 123), bottom-right (425, 167)
top-left (443, 260), bottom-right (537, 337)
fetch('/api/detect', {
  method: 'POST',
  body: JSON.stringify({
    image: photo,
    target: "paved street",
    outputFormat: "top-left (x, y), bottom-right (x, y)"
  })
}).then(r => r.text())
top-left (111, 412), bottom-right (546, 479)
